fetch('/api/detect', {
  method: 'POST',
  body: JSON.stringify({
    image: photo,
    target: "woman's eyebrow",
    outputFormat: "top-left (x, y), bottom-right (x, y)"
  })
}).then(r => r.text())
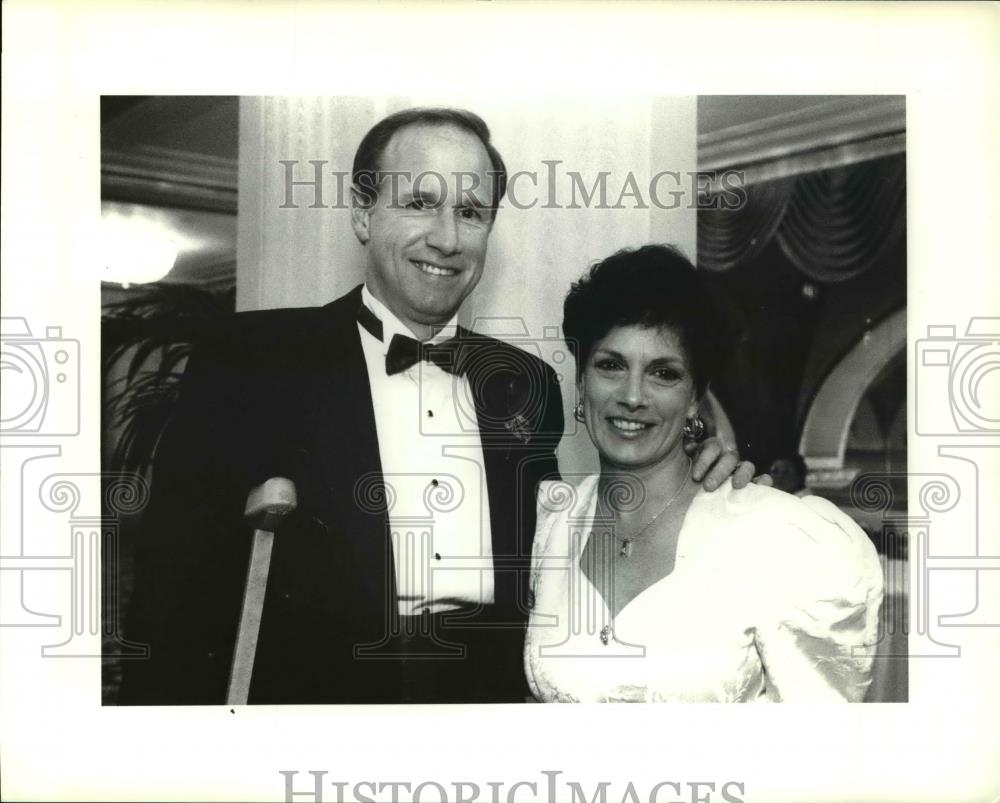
top-left (648, 355), bottom-right (685, 367)
top-left (593, 349), bottom-right (684, 366)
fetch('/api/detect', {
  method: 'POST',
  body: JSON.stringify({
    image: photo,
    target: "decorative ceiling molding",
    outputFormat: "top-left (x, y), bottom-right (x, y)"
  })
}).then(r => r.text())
top-left (699, 96), bottom-right (905, 187)
top-left (102, 145), bottom-right (238, 213)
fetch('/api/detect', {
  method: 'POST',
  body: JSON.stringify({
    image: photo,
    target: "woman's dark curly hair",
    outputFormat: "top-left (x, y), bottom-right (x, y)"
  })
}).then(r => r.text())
top-left (562, 244), bottom-right (734, 398)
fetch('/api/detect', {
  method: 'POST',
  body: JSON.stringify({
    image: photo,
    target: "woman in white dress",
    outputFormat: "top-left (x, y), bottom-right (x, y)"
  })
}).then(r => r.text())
top-left (525, 245), bottom-right (883, 702)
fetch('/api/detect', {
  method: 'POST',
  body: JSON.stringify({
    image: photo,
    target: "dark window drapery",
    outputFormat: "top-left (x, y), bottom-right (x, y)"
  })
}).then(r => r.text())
top-left (698, 154), bottom-right (906, 283)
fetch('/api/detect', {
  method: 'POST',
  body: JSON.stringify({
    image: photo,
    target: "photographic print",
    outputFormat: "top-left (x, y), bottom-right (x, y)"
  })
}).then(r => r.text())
top-left (2, 3), bottom-right (997, 802)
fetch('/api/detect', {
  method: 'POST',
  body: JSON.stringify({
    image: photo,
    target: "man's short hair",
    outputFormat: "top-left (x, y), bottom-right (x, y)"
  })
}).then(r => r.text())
top-left (351, 107), bottom-right (508, 220)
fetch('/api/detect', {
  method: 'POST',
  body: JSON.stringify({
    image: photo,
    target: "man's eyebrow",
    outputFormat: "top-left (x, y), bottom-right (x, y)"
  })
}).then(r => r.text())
top-left (461, 194), bottom-right (488, 209)
top-left (400, 186), bottom-right (444, 205)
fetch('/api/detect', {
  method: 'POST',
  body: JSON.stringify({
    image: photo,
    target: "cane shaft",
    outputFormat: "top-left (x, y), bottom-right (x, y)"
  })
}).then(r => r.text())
top-left (226, 528), bottom-right (275, 705)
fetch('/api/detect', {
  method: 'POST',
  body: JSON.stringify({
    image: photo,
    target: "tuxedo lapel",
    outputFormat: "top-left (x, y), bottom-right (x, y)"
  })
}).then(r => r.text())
top-left (460, 330), bottom-right (531, 612)
top-left (293, 287), bottom-right (396, 613)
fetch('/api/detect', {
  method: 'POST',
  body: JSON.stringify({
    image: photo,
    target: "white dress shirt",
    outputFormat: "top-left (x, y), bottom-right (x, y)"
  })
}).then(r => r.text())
top-left (358, 286), bottom-right (495, 615)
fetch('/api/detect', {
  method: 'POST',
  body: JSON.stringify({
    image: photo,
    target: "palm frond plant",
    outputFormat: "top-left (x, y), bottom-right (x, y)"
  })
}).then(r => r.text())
top-left (102, 283), bottom-right (235, 475)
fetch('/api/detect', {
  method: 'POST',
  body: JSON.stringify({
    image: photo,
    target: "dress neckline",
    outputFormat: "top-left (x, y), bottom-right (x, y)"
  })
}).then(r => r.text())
top-left (576, 474), bottom-right (706, 623)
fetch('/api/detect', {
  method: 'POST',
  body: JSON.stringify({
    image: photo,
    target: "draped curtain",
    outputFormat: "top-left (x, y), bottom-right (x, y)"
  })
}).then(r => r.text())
top-left (697, 177), bottom-right (796, 273)
top-left (698, 154), bottom-right (906, 282)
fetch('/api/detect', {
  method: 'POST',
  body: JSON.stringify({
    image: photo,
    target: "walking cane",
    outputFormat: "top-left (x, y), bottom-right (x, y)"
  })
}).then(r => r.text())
top-left (226, 477), bottom-right (297, 705)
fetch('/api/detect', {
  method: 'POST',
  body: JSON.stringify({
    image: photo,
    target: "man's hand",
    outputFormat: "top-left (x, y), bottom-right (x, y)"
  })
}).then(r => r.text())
top-left (686, 436), bottom-right (772, 491)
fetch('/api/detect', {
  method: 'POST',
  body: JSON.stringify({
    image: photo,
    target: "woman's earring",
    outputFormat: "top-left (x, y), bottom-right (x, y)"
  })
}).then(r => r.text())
top-left (574, 402), bottom-right (585, 423)
top-left (683, 415), bottom-right (706, 441)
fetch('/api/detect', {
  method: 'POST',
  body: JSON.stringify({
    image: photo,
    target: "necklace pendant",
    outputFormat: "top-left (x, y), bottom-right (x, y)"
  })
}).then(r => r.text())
top-left (600, 625), bottom-right (611, 645)
top-left (619, 539), bottom-right (632, 558)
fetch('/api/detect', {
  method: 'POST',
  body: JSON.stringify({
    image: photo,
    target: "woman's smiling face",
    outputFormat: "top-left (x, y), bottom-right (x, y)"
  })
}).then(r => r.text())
top-left (580, 323), bottom-right (699, 472)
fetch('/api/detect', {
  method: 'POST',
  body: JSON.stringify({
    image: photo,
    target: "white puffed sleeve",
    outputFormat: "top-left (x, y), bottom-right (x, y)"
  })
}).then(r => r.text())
top-left (754, 494), bottom-right (884, 702)
top-left (523, 479), bottom-right (566, 702)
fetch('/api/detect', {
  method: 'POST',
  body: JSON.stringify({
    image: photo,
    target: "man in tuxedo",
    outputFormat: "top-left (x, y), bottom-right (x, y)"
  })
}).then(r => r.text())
top-left (121, 107), bottom-right (751, 704)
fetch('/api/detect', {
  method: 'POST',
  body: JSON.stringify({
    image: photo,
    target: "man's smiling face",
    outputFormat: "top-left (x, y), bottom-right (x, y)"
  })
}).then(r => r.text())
top-left (352, 123), bottom-right (496, 337)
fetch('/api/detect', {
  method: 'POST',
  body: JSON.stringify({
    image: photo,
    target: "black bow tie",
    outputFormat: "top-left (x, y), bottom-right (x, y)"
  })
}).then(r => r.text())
top-left (386, 334), bottom-right (466, 375)
top-left (358, 303), bottom-right (466, 376)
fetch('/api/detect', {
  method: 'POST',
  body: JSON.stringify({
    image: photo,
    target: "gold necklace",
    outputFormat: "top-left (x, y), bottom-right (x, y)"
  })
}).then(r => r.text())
top-left (597, 461), bottom-right (694, 645)
top-left (612, 461), bottom-right (692, 559)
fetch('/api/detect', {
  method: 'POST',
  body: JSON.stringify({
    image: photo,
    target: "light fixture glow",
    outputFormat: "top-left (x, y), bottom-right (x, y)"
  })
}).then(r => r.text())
top-left (102, 210), bottom-right (180, 285)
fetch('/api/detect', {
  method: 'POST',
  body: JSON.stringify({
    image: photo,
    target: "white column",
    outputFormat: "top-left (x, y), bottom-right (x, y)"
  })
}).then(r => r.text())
top-left (236, 96), bottom-right (375, 312)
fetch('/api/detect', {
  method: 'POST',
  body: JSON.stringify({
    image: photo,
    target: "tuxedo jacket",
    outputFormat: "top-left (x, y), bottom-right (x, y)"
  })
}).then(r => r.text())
top-left (120, 286), bottom-right (564, 704)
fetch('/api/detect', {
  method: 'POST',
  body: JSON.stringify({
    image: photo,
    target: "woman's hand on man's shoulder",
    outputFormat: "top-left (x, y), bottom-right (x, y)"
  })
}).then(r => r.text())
top-left (687, 436), bottom-right (773, 491)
